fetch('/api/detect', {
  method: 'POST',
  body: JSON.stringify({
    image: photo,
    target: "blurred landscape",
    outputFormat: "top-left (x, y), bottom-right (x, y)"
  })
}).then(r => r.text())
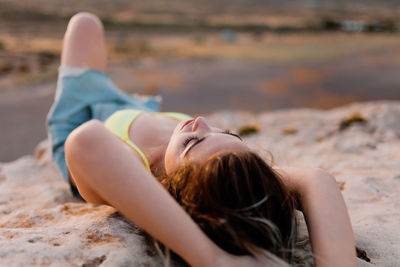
top-left (1, 0), bottom-right (400, 161)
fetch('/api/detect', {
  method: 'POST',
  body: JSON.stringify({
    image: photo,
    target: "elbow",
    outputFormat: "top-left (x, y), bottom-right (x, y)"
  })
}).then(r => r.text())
top-left (313, 168), bottom-right (335, 180)
top-left (64, 120), bottom-right (108, 204)
top-left (65, 119), bottom-right (105, 182)
top-left (308, 168), bottom-right (339, 191)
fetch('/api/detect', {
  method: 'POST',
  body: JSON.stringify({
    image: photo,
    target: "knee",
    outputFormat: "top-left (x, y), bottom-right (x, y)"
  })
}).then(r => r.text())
top-left (62, 12), bottom-right (107, 70)
top-left (67, 12), bottom-right (104, 36)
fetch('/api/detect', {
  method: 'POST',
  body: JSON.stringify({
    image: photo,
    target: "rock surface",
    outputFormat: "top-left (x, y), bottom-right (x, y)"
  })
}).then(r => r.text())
top-left (1, 101), bottom-right (399, 266)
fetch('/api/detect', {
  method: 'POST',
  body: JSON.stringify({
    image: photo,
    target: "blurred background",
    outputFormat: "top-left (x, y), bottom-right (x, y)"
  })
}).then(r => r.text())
top-left (1, 0), bottom-right (400, 161)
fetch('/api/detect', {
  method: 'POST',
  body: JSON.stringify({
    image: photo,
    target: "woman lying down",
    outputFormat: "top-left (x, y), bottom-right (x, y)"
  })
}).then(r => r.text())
top-left (46, 12), bottom-right (357, 267)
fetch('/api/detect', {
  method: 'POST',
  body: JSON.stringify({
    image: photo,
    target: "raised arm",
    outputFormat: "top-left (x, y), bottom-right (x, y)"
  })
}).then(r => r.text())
top-left (65, 120), bottom-right (223, 265)
top-left (65, 120), bottom-right (263, 267)
top-left (274, 167), bottom-right (357, 267)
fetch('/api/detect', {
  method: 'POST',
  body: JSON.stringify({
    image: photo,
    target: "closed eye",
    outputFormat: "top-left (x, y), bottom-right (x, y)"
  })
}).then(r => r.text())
top-left (183, 135), bottom-right (199, 147)
top-left (223, 130), bottom-right (242, 141)
top-left (184, 130), bottom-right (242, 158)
top-left (184, 136), bottom-right (206, 157)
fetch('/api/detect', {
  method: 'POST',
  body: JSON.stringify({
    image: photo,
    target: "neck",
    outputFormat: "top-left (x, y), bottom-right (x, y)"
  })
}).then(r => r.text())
top-left (141, 116), bottom-right (177, 180)
top-left (150, 152), bottom-right (166, 179)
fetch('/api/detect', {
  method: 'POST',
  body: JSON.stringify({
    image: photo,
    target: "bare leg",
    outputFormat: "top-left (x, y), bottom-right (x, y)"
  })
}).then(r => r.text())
top-left (61, 12), bottom-right (107, 71)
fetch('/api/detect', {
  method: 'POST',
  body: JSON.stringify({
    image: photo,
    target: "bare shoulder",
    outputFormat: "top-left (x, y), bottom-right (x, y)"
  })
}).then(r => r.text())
top-left (65, 119), bottom-right (143, 167)
top-left (65, 119), bottom-right (115, 153)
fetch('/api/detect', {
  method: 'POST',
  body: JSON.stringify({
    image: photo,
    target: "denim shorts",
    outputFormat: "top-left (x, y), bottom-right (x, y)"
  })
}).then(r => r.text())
top-left (46, 66), bottom-right (161, 198)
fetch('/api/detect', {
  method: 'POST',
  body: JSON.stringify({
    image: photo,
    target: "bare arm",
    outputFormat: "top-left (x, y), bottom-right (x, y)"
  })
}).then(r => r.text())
top-left (65, 120), bottom-right (262, 267)
top-left (274, 167), bottom-right (357, 267)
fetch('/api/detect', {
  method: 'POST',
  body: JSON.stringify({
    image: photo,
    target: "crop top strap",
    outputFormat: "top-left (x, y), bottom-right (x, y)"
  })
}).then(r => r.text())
top-left (105, 109), bottom-right (193, 173)
top-left (104, 110), bottom-right (151, 171)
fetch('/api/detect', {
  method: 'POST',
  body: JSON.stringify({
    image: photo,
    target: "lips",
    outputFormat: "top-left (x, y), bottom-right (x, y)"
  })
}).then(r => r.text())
top-left (180, 119), bottom-right (195, 131)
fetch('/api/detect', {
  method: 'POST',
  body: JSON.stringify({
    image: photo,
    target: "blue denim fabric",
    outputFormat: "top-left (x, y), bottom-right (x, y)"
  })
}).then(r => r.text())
top-left (46, 68), bottom-right (160, 197)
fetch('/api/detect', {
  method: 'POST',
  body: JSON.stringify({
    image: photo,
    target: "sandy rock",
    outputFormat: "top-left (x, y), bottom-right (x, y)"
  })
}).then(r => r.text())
top-left (1, 101), bottom-right (399, 266)
top-left (210, 101), bottom-right (400, 266)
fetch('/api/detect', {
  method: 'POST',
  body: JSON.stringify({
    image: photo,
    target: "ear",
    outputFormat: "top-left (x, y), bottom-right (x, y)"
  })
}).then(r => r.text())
top-left (160, 179), bottom-right (168, 189)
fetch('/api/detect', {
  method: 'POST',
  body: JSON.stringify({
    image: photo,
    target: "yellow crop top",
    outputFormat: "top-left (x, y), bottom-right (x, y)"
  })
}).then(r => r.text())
top-left (104, 109), bottom-right (193, 172)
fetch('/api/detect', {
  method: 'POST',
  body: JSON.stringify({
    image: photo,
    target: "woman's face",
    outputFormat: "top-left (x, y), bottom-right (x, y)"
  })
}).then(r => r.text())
top-left (165, 116), bottom-right (249, 174)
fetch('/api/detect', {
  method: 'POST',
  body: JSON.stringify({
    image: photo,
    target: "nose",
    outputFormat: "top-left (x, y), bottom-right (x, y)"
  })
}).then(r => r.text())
top-left (192, 116), bottom-right (211, 132)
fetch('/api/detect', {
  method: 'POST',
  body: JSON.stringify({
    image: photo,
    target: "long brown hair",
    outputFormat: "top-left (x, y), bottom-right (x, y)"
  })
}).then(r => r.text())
top-left (163, 150), bottom-right (298, 264)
